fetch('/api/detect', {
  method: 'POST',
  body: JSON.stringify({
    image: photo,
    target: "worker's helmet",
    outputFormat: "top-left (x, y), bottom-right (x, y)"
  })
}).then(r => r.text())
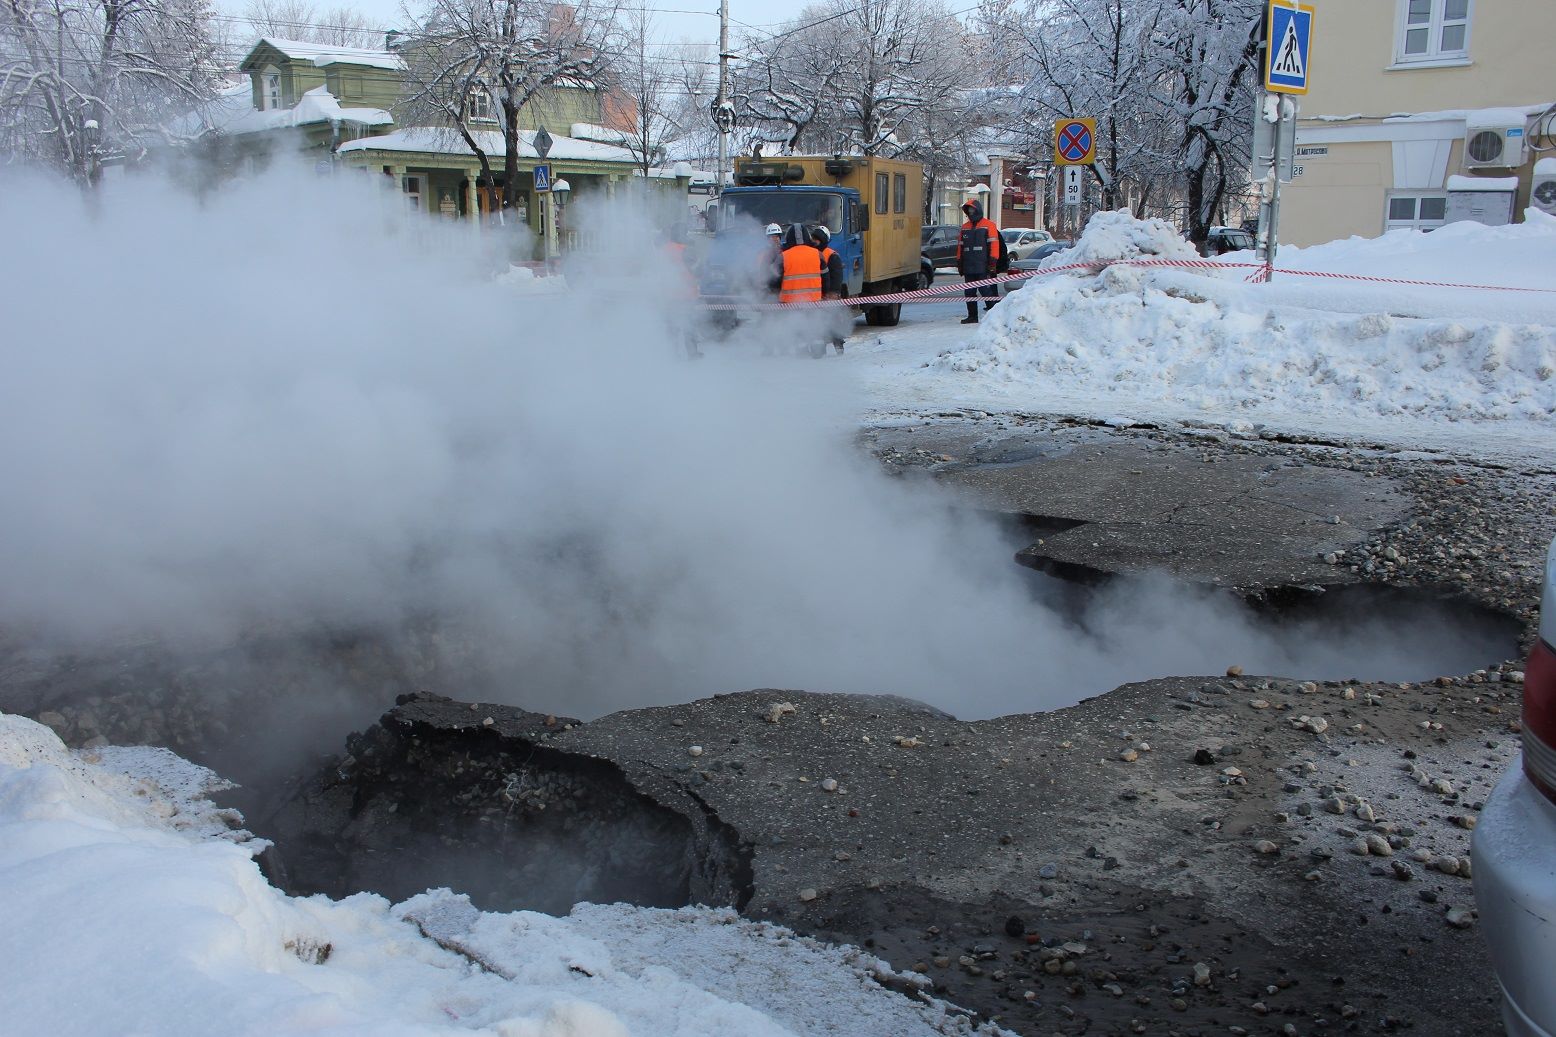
top-left (764, 223), bottom-right (782, 237)
top-left (809, 225), bottom-right (830, 245)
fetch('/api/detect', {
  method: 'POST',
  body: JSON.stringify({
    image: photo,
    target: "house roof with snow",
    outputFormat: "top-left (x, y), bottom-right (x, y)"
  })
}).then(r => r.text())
top-left (186, 83), bottom-right (392, 138)
top-left (239, 37), bottom-right (404, 73)
top-left (170, 83), bottom-right (392, 139)
top-left (337, 126), bottom-right (637, 163)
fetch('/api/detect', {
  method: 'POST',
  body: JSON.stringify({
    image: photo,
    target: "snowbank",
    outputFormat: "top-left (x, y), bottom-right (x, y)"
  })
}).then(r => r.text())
top-left (1040, 208), bottom-right (1201, 269)
top-left (927, 210), bottom-right (1556, 428)
top-left (0, 713), bottom-right (1003, 1037)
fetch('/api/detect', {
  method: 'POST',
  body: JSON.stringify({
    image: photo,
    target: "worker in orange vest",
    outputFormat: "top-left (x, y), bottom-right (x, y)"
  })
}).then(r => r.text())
top-left (810, 225), bottom-right (847, 354)
top-left (779, 224), bottom-right (824, 304)
top-left (957, 198), bottom-right (1003, 324)
top-left (778, 224), bottom-right (833, 358)
top-left (661, 227), bottom-right (702, 358)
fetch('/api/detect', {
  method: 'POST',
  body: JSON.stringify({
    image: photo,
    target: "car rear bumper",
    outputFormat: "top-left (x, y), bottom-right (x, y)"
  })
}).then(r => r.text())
top-left (1475, 761), bottom-right (1556, 1037)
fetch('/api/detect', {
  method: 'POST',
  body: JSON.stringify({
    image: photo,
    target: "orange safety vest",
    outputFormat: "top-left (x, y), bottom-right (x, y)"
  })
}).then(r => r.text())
top-left (662, 240), bottom-right (696, 299)
top-left (780, 245), bottom-right (824, 304)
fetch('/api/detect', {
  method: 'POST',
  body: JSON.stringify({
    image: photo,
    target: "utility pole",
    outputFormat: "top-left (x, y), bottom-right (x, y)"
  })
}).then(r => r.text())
top-left (714, 0), bottom-right (732, 195)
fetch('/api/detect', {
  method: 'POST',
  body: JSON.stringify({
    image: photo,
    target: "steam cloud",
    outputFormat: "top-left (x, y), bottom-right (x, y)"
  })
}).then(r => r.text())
top-left (0, 166), bottom-right (1508, 723)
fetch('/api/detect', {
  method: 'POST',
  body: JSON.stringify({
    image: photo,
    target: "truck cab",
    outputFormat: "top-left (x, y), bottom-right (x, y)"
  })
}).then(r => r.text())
top-left (718, 185), bottom-right (867, 296)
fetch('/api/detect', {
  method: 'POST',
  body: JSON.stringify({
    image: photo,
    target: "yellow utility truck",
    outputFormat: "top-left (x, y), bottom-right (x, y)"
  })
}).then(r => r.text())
top-left (714, 154), bottom-right (928, 326)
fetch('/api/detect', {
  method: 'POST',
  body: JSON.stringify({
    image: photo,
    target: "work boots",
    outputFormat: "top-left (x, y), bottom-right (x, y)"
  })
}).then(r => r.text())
top-left (962, 302), bottom-right (979, 324)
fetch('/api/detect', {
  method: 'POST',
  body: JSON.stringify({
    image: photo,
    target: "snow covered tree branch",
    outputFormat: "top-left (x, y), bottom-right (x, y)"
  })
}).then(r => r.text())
top-left (0, 0), bottom-right (221, 184)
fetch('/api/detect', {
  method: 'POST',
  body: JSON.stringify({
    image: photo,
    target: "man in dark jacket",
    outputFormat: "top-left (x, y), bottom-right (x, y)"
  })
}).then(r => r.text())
top-left (810, 225), bottom-right (848, 354)
top-left (956, 199), bottom-right (1003, 324)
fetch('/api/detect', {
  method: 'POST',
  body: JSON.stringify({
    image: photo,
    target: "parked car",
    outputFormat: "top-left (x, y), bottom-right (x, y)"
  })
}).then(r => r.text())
top-left (1000, 227), bottom-right (1054, 261)
top-left (1202, 225), bottom-right (1257, 256)
top-left (921, 224), bottom-right (961, 268)
top-left (1475, 535), bottom-right (1556, 1037)
top-left (1002, 240), bottom-right (1074, 292)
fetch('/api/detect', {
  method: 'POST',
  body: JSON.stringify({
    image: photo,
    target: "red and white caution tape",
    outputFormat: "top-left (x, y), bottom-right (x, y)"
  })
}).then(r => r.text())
top-left (695, 256), bottom-right (1556, 312)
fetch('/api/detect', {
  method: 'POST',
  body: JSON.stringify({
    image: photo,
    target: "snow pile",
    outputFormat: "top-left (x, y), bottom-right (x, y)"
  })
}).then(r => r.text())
top-left (1040, 208), bottom-right (1201, 268)
top-left (0, 712), bottom-right (1002, 1037)
top-left (929, 210), bottom-right (1556, 426)
top-left (496, 264), bottom-right (568, 294)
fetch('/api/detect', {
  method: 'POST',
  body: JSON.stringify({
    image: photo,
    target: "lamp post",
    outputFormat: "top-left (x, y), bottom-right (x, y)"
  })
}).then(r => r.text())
top-left (550, 178), bottom-right (570, 263)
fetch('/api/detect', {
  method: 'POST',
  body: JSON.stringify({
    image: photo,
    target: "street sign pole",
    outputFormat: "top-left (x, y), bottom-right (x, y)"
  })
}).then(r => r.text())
top-left (1264, 95), bottom-right (1285, 279)
top-left (1053, 118), bottom-right (1097, 235)
top-left (1258, 0), bottom-right (1314, 281)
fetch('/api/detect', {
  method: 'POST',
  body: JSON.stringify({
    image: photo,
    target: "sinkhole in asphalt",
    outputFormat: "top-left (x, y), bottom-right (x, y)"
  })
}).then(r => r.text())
top-left (990, 511), bottom-right (1522, 688)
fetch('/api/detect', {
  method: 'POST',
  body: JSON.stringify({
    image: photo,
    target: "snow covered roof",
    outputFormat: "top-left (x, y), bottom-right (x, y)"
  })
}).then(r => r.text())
top-left (1446, 174), bottom-right (1519, 192)
top-left (570, 122), bottom-right (631, 146)
top-left (1384, 102), bottom-right (1551, 126)
top-left (336, 126), bottom-right (638, 163)
top-left (246, 36), bottom-right (404, 71)
top-left (176, 83), bottom-right (392, 138)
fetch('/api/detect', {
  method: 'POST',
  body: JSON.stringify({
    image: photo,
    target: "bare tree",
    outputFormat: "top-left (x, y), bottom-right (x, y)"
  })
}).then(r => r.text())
top-left (731, 11), bottom-right (846, 153)
top-left (0, 0), bottom-right (221, 185)
top-left (612, 10), bottom-right (686, 180)
top-left (736, 0), bottom-right (978, 161)
top-left (397, 0), bottom-right (621, 212)
top-left (1156, 0), bottom-right (1262, 241)
top-left (243, 0), bottom-right (380, 48)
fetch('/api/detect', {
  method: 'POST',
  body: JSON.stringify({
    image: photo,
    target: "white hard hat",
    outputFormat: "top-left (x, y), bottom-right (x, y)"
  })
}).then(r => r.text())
top-left (765, 223), bottom-right (782, 236)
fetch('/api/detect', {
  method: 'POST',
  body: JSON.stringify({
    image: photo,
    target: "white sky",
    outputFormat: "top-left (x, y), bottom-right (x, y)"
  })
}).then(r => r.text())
top-left (215, 0), bottom-right (806, 55)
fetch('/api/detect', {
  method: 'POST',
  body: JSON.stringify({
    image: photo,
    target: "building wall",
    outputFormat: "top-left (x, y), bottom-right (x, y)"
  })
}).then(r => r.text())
top-left (1279, 0), bottom-right (1553, 247)
top-left (1280, 140), bottom-right (1392, 245)
top-left (1300, 0), bottom-right (1556, 118)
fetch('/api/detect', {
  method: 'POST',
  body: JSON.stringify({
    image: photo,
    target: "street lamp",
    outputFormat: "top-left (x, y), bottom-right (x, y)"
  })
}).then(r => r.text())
top-left (547, 178), bottom-right (570, 263)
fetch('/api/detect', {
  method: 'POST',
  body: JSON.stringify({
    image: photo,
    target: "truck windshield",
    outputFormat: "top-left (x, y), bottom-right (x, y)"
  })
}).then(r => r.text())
top-left (722, 192), bottom-right (845, 235)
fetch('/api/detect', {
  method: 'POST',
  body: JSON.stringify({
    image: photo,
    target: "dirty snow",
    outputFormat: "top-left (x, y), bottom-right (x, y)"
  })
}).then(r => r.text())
top-left (873, 210), bottom-right (1556, 463)
top-left (0, 712), bottom-right (1003, 1037)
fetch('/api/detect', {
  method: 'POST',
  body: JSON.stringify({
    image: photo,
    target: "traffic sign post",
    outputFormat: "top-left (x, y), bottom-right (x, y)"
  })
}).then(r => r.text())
top-left (1257, 0), bottom-right (1314, 281)
top-left (533, 162), bottom-right (555, 264)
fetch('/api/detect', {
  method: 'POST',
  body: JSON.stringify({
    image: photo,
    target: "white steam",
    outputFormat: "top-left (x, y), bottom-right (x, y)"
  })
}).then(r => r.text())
top-left (0, 167), bottom-right (1507, 722)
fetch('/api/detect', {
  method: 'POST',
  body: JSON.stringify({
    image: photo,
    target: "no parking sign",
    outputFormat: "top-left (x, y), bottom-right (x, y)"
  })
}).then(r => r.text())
top-left (1053, 118), bottom-right (1096, 166)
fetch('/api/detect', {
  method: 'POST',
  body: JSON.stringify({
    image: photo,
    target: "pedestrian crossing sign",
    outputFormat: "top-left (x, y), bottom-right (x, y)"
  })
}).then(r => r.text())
top-left (1265, 0), bottom-right (1314, 95)
top-left (533, 164), bottom-right (552, 193)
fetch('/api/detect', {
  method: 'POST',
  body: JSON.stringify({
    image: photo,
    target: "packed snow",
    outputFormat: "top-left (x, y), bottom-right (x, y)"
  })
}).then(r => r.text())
top-left (899, 210), bottom-right (1556, 458)
top-left (0, 712), bottom-right (1004, 1037)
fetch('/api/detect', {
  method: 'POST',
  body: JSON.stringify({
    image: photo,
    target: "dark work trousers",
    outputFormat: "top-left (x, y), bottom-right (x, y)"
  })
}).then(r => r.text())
top-left (964, 280), bottom-right (999, 320)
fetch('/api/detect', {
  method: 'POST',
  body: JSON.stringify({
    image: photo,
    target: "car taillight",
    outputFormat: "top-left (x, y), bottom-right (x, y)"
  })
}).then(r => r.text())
top-left (1526, 638), bottom-right (1556, 801)
top-left (1522, 539), bottom-right (1556, 802)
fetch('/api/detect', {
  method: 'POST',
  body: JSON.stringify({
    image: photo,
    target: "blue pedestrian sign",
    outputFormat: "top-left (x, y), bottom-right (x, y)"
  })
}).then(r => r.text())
top-left (1265, 0), bottom-right (1313, 95)
top-left (533, 164), bottom-right (552, 193)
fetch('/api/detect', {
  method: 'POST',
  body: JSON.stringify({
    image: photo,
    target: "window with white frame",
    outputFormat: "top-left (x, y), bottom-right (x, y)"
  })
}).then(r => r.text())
top-left (1385, 192), bottom-right (1448, 232)
top-left (1397, 0), bottom-right (1471, 64)
top-left (262, 66), bottom-right (282, 109)
top-left (467, 88), bottom-right (492, 122)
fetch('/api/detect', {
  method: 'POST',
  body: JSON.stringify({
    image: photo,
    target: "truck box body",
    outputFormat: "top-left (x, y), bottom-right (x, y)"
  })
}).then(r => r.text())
top-left (719, 155), bottom-right (924, 296)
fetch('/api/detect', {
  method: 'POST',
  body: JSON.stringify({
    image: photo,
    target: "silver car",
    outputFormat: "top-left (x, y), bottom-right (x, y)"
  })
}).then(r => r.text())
top-left (999, 227), bottom-right (1054, 262)
top-left (1475, 536), bottom-right (1556, 1037)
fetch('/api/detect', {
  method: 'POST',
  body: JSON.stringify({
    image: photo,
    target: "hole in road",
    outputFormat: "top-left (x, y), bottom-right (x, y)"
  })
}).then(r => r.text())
top-left (985, 510), bottom-right (1522, 689)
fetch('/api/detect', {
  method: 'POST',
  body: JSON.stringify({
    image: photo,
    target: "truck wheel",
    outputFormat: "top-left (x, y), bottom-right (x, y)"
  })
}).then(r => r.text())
top-left (877, 303), bottom-right (901, 327)
top-left (864, 307), bottom-right (882, 327)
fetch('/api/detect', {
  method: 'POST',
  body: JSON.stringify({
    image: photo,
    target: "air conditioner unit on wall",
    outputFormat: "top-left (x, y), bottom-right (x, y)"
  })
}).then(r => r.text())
top-left (1532, 159), bottom-right (1556, 216)
top-left (1463, 125), bottom-right (1527, 169)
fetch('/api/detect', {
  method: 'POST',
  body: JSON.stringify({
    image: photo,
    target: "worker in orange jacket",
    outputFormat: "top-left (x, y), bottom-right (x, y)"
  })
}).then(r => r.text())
top-left (661, 227), bottom-right (702, 358)
top-left (779, 224), bottom-right (824, 304)
top-left (956, 199), bottom-right (1003, 324)
top-left (778, 224), bottom-right (835, 358)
